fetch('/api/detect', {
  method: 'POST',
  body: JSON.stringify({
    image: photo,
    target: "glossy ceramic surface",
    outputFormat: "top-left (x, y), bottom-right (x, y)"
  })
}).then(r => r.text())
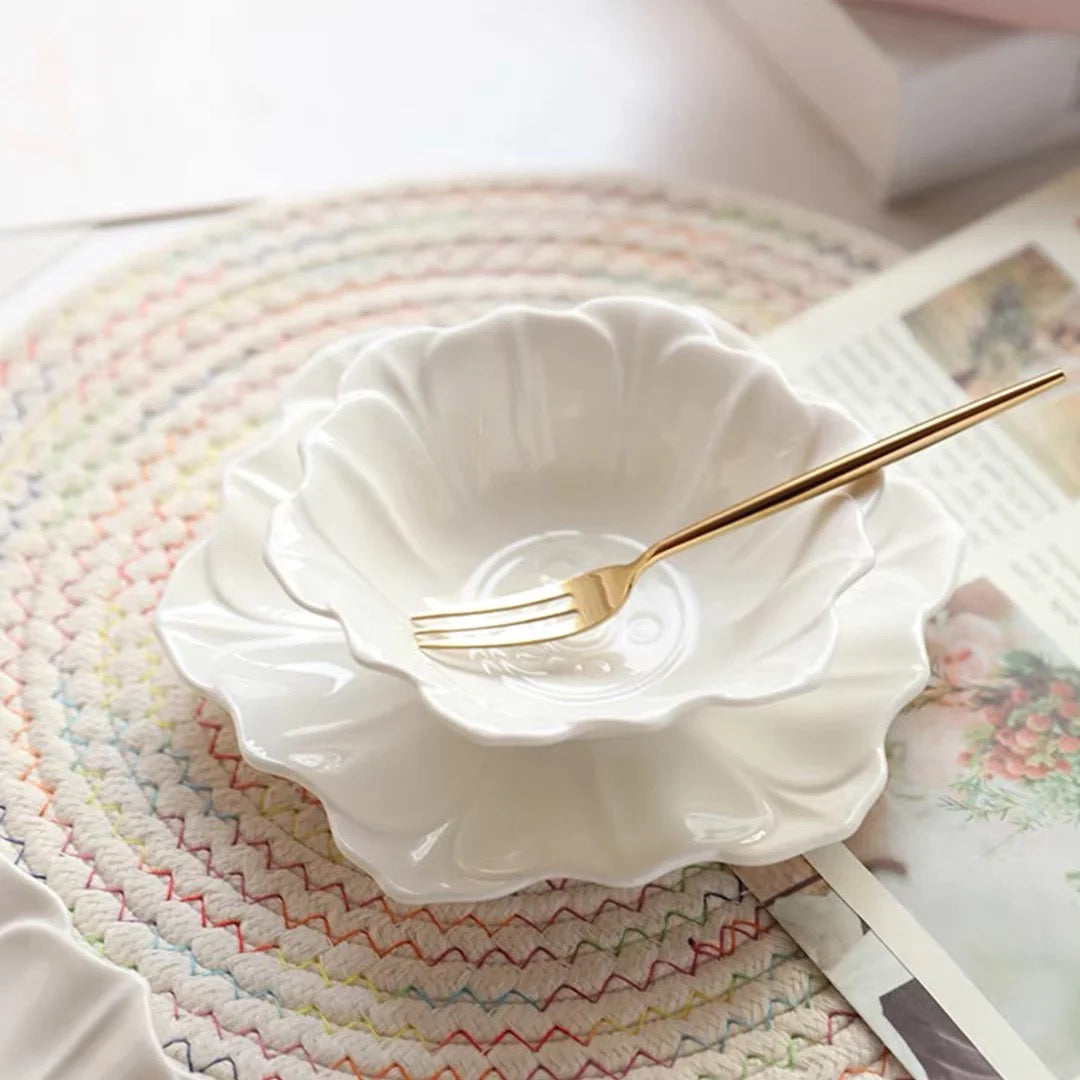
top-left (263, 299), bottom-right (881, 744)
top-left (156, 314), bottom-right (965, 902)
top-left (0, 858), bottom-right (179, 1079)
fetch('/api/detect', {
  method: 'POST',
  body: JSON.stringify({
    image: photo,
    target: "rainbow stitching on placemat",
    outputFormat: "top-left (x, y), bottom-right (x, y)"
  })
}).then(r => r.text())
top-left (0, 179), bottom-right (906, 1080)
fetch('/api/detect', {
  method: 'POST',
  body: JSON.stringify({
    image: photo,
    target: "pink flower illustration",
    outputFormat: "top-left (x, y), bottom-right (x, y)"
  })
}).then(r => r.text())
top-left (925, 612), bottom-right (1008, 687)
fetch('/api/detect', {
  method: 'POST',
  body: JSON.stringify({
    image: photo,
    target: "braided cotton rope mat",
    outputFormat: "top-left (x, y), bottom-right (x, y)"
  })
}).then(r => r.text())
top-left (0, 177), bottom-right (909, 1080)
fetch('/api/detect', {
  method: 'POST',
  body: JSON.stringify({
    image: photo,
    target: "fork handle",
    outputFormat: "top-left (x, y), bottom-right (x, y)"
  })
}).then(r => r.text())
top-left (638, 368), bottom-right (1065, 569)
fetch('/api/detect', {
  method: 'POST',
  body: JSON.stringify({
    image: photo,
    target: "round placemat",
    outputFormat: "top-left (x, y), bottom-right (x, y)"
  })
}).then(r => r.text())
top-left (0, 176), bottom-right (908, 1079)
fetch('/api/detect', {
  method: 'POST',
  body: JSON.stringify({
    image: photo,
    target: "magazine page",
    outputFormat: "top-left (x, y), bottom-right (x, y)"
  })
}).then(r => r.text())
top-left (747, 166), bottom-right (1080, 1080)
top-left (738, 858), bottom-right (1003, 1080)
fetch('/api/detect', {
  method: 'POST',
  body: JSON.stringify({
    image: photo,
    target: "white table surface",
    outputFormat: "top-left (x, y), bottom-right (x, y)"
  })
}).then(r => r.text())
top-left (2, 0), bottom-right (1079, 342)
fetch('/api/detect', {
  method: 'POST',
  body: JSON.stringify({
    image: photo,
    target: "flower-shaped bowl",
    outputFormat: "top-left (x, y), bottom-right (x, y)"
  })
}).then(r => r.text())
top-left (262, 298), bottom-right (881, 745)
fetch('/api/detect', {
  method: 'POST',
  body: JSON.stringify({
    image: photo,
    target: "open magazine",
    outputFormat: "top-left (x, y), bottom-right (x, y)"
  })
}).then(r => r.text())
top-left (738, 167), bottom-right (1080, 1080)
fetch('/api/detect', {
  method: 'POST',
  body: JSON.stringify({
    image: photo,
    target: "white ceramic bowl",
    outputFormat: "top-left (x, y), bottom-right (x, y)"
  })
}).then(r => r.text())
top-left (155, 325), bottom-right (966, 901)
top-left (262, 298), bottom-right (880, 745)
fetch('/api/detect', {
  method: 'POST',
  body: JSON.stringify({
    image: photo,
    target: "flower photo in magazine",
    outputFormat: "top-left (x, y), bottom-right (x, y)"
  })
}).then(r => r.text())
top-left (849, 578), bottom-right (1080, 1078)
top-left (902, 244), bottom-right (1080, 495)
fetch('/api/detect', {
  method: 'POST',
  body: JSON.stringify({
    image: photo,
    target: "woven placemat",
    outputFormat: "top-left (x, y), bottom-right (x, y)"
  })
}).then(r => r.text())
top-left (0, 176), bottom-right (909, 1080)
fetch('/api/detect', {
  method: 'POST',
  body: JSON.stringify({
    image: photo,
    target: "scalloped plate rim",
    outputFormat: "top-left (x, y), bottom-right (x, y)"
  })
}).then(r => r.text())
top-left (156, 475), bottom-right (964, 903)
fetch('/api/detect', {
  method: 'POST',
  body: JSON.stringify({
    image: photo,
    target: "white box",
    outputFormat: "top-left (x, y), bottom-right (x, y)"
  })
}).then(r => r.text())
top-left (725, 0), bottom-right (1080, 199)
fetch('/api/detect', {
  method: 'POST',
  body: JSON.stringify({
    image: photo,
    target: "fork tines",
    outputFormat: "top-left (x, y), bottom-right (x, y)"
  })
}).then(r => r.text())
top-left (411, 583), bottom-right (581, 650)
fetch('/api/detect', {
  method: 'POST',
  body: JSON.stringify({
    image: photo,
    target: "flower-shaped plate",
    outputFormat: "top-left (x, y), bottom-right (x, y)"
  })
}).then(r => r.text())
top-left (156, 325), bottom-right (965, 902)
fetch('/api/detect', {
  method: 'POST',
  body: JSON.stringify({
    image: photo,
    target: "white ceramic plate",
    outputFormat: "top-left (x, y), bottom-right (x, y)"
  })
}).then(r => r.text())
top-left (156, 324), bottom-right (965, 902)
top-left (0, 857), bottom-right (180, 1079)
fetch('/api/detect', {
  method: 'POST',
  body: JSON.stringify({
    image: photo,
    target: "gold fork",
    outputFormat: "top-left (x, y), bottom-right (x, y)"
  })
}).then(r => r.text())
top-left (412, 368), bottom-right (1065, 651)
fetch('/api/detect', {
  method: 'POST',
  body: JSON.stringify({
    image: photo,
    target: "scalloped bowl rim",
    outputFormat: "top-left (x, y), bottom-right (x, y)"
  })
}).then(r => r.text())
top-left (261, 298), bottom-right (884, 746)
